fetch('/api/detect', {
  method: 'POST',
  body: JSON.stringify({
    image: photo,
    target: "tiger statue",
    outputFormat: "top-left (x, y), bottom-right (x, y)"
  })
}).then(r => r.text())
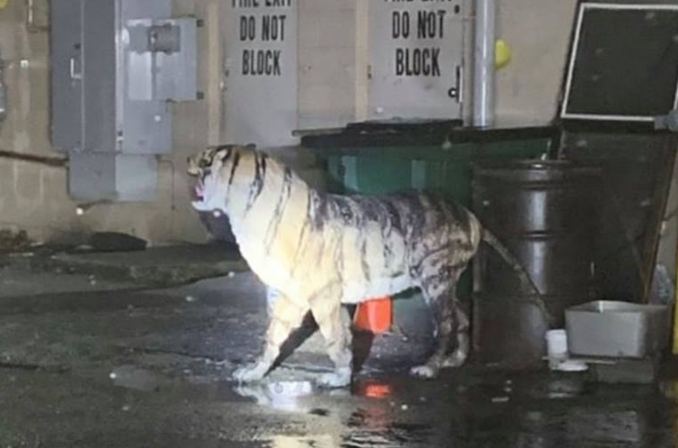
top-left (188, 145), bottom-right (548, 387)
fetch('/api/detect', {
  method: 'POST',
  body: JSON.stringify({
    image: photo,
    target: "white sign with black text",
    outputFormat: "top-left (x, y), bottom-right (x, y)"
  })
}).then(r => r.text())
top-left (225, 0), bottom-right (298, 148)
top-left (369, 0), bottom-right (464, 120)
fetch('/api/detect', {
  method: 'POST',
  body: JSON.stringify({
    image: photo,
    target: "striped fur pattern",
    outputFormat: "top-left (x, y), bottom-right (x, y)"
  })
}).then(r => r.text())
top-left (188, 145), bottom-right (540, 386)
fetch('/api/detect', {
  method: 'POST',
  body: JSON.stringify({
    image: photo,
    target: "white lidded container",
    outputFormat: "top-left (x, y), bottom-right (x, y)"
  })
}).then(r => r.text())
top-left (566, 301), bottom-right (670, 359)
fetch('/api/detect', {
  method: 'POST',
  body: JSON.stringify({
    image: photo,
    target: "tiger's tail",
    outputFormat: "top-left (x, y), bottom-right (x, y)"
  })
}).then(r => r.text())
top-left (481, 229), bottom-right (555, 327)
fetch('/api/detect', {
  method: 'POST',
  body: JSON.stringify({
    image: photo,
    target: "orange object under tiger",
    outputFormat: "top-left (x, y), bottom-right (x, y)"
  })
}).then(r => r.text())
top-left (353, 297), bottom-right (393, 333)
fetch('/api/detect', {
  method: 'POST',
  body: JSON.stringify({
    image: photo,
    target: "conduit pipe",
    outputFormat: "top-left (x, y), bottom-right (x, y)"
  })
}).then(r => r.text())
top-left (473, 0), bottom-right (496, 127)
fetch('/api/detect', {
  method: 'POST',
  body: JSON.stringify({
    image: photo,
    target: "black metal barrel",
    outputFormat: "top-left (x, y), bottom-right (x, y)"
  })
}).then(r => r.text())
top-left (472, 160), bottom-right (601, 368)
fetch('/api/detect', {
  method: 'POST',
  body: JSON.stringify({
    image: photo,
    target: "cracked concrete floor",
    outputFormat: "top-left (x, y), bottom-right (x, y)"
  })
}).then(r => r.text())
top-left (0, 271), bottom-right (676, 447)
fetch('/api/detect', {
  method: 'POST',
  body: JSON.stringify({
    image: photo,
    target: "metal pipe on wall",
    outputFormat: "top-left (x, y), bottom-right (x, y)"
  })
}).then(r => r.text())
top-left (473, 0), bottom-right (496, 128)
top-left (0, 48), bottom-right (6, 123)
top-left (0, 150), bottom-right (68, 168)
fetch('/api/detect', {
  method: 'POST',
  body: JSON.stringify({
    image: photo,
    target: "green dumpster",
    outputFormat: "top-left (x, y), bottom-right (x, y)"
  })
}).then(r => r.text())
top-left (302, 122), bottom-right (556, 334)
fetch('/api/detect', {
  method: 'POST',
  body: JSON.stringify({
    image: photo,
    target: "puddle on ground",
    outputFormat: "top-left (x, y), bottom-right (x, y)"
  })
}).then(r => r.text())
top-left (101, 365), bottom-right (678, 448)
top-left (343, 407), bottom-right (432, 447)
top-left (109, 365), bottom-right (161, 392)
top-left (107, 365), bottom-right (253, 404)
top-left (233, 377), bottom-right (400, 413)
top-left (235, 380), bottom-right (319, 412)
top-left (231, 377), bottom-right (436, 447)
top-left (533, 377), bottom-right (587, 399)
top-left (268, 435), bottom-right (336, 448)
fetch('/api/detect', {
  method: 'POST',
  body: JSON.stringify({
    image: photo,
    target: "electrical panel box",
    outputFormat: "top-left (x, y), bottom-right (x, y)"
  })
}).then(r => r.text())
top-left (50, 0), bottom-right (197, 201)
top-left (69, 154), bottom-right (159, 202)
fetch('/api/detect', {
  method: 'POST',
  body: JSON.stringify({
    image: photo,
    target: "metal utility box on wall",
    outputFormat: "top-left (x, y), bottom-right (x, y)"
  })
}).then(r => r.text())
top-left (50, 0), bottom-right (198, 201)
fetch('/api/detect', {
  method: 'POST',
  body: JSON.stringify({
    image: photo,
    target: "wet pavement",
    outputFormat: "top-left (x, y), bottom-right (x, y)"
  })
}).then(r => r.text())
top-left (0, 272), bottom-right (676, 447)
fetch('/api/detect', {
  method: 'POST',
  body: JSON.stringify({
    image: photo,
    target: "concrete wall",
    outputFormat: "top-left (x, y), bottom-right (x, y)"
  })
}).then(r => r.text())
top-left (0, 0), bottom-right (79, 242)
top-left (0, 0), bottom-right (218, 245)
top-left (298, 0), bottom-right (359, 129)
top-left (495, 0), bottom-right (578, 124)
top-left (295, 0), bottom-right (581, 128)
top-left (0, 0), bottom-right (625, 248)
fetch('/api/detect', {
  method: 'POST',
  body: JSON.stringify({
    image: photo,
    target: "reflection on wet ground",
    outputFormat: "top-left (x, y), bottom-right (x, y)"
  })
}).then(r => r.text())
top-left (231, 371), bottom-right (677, 448)
top-left (94, 363), bottom-right (678, 447)
top-left (0, 274), bottom-right (675, 447)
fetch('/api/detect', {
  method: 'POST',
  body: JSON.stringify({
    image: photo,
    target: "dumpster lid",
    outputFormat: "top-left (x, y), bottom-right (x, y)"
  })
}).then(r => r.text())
top-left (560, 2), bottom-right (678, 125)
top-left (301, 119), bottom-right (556, 149)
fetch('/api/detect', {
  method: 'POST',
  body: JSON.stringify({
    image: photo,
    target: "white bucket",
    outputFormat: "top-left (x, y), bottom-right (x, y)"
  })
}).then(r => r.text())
top-left (545, 329), bottom-right (568, 370)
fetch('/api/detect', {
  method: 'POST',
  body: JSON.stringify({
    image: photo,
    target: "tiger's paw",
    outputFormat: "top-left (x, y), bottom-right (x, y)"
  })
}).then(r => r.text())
top-left (409, 364), bottom-right (440, 379)
top-left (317, 367), bottom-right (351, 388)
top-left (232, 363), bottom-right (268, 383)
top-left (442, 350), bottom-right (468, 368)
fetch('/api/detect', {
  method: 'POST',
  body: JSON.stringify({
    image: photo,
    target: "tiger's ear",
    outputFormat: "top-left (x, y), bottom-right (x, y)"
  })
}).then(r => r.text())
top-left (214, 146), bottom-right (233, 162)
top-left (187, 155), bottom-right (200, 176)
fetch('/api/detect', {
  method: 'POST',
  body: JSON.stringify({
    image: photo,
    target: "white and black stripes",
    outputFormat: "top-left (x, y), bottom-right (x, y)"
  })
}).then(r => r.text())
top-left (289, 190), bottom-right (315, 277)
top-left (263, 166), bottom-right (294, 251)
top-left (226, 151), bottom-right (241, 188)
top-left (246, 152), bottom-right (268, 211)
top-left (188, 145), bottom-right (547, 384)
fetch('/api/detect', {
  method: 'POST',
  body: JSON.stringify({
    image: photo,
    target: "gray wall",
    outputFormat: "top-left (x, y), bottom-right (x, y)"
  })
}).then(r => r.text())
top-left (0, 0), bottom-right (603, 247)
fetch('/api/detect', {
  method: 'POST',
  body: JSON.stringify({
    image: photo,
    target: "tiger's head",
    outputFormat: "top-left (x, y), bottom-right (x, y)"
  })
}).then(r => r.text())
top-left (187, 144), bottom-right (258, 213)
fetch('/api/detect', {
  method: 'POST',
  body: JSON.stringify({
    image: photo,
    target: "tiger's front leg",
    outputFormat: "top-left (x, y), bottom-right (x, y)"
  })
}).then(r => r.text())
top-left (309, 289), bottom-right (353, 388)
top-left (233, 294), bottom-right (308, 383)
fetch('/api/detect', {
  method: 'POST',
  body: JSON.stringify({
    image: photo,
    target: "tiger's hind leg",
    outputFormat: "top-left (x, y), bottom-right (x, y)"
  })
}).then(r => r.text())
top-left (309, 288), bottom-right (353, 388)
top-left (410, 267), bottom-right (464, 379)
top-left (233, 294), bottom-right (308, 383)
top-left (442, 304), bottom-right (470, 368)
